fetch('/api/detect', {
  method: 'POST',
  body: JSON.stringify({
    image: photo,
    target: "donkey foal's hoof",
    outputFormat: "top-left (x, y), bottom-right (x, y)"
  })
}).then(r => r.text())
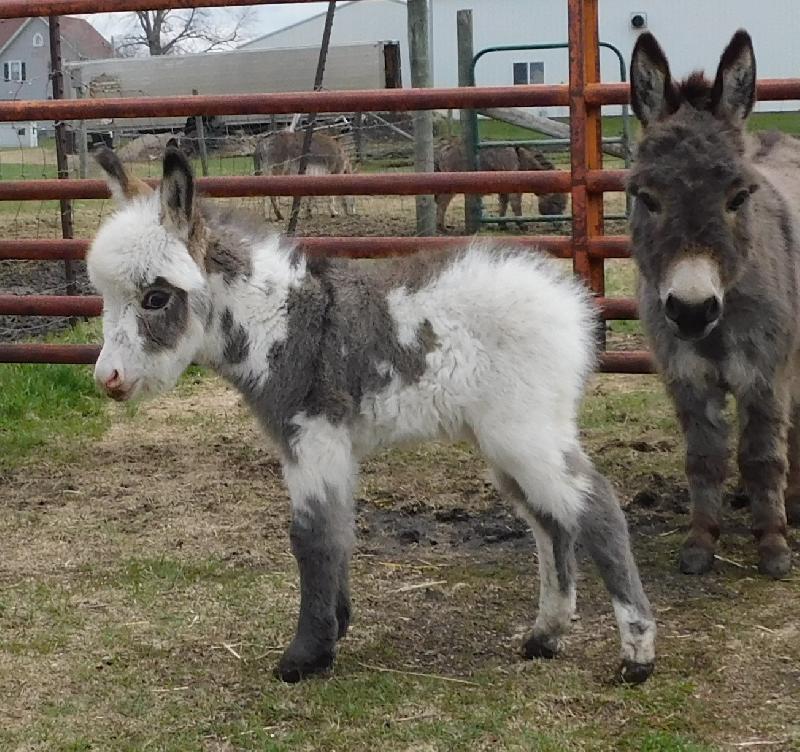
top-left (678, 542), bottom-right (715, 575)
top-left (521, 632), bottom-right (560, 660)
top-left (757, 539), bottom-right (792, 579)
top-left (618, 659), bottom-right (654, 685)
top-left (275, 645), bottom-right (335, 683)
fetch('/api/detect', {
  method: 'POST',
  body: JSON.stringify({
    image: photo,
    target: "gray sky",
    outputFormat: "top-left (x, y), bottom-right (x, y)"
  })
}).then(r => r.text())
top-left (85, 5), bottom-right (329, 49)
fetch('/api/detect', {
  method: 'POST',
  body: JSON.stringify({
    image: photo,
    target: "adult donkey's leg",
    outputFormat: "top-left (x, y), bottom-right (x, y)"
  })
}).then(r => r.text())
top-left (276, 422), bottom-right (357, 682)
top-left (737, 385), bottom-right (792, 578)
top-left (669, 380), bottom-right (729, 574)
top-left (783, 401), bottom-right (800, 526)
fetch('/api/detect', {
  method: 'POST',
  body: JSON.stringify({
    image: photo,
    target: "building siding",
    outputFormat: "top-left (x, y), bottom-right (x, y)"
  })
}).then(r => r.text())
top-left (240, 0), bottom-right (411, 88)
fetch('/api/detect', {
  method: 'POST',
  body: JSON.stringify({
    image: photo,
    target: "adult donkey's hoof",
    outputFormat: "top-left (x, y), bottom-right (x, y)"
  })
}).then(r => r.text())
top-left (618, 659), bottom-right (654, 685)
top-left (678, 540), bottom-right (715, 575)
top-left (757, 536), bottom-right (792, 579)
top-left (275, 643), bottom-right (335, 683)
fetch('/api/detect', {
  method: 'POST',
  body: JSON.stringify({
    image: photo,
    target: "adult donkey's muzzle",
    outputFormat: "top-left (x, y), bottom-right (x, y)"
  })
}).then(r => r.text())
top-left (660, 253), bottom-right (724, 340)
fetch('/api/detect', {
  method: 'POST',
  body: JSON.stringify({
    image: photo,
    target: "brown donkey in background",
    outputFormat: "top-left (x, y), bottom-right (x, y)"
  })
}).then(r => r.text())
top-left (628, 29), bottom-right (800, 577)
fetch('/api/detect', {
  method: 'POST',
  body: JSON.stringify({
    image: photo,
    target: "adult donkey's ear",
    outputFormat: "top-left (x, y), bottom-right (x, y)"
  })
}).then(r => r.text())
top-left (160, 146), bottom-right (195, 240)
top-left (630, 33), bottom-right (679, 127)
top-left (711, 29), bottom-right (756, 122)
top-left (94, 147), bottom-right (153, 205)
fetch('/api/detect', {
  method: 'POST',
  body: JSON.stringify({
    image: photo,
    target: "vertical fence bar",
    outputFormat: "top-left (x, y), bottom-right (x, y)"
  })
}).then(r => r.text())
top-left (456, 9), bottom-right (481, 234)
top-left (568, 0), bottom-right (605, 299)
top-left (192, 89), bottom-right (209, 177)
top-left (286, 0), bottom-right (337, 235)
top-left (407, 0), bottom-right (436, 235)
top-left (48, 15), bottom-right (77, 305)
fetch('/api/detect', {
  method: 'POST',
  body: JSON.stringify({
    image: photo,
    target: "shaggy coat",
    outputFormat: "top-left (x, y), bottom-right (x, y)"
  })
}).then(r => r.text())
top-left (87, 147), bottom-right (655, 683)
top-left (629, 29), bottom-right (799, 577)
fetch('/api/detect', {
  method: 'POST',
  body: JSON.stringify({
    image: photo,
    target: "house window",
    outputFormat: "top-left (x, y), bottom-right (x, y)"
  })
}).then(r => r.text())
top-left (513, 61), bottom-right (545, 85)
top-left (3, 61), bottom-right (27, 82)
top-left (32, 33), bottom-right (44, 48)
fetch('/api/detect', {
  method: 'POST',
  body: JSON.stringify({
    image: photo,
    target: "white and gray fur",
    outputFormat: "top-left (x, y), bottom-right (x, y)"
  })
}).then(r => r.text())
top-left (629, 30), bottom-right (799, 579)
top-left (87, 146), bottom-right (656, 684)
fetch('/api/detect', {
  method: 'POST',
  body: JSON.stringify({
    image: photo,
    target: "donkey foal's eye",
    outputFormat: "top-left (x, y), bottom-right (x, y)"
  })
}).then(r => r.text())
top-left (142, 290), bottom-right (171, 310)
top-left (727, 189), bottom-right (750, 212)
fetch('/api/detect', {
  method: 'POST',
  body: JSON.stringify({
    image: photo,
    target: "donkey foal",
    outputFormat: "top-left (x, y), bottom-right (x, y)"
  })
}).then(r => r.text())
top-left (87, 147), bottom-right (656, 684)
top-left (629, 30), bottom-right (800, 578)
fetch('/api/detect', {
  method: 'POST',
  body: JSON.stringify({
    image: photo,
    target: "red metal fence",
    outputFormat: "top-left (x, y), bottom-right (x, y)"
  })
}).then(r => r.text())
top-left (2, 0), bottom-right (800, 372)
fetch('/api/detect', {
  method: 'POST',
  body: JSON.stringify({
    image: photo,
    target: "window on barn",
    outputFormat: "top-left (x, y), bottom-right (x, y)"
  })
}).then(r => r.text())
top-left (32, 32), bottom-right (44, 48)
top-left (3, 61), bottom-right (27, 82)
top-left (513, 61), bottom-right (545, 85)
top-left (513, 62), bottom-right (528, 85)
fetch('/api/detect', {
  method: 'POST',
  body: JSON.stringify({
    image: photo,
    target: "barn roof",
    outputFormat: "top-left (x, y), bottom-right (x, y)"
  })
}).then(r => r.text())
top-left (239, 0), bottom-right (406, 50)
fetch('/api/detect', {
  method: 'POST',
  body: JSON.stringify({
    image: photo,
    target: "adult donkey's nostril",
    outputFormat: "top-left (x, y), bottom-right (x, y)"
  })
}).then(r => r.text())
top-left (664, 293), bottom-right (681, 323)
top-left (703, 295), bottom-right (722, 323)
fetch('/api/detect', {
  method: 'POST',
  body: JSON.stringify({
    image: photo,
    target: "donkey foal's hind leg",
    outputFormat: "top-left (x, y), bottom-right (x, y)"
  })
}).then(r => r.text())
top-left (492, 470), bottom-right (578, 660)
top-left (574, 453), bottom-right (656, 684)
top-left (783, 402), bottom-right (800, 526)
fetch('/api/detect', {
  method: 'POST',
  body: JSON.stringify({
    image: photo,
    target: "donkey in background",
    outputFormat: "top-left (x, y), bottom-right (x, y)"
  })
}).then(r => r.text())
top-left (434, 140), bottom-right (567, 232)
top-left (87, 146), bottom-right (656, 684)
top-left (253, 130), bottom-right (355, 220)
top-left (629, 30), bottom-right (799, 578)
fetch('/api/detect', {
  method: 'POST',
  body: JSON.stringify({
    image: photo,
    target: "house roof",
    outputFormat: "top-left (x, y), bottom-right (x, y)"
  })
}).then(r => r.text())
top-left (59, 17), bottom-right (113, 59)
top-left (0, 16), bottom-right (112, 59)
top-left (240, 0), bottom-right (406, 50)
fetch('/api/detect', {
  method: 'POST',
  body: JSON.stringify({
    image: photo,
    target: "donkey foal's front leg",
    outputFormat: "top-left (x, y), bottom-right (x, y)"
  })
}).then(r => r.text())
top-left (276, 448), bottom-right (356, 682)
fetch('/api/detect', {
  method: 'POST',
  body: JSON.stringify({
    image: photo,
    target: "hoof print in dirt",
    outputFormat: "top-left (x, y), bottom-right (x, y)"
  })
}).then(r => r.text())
top-left (618, 659), bottom-right (654, 685)
top-left (521, 633), bottom-right (560, 660)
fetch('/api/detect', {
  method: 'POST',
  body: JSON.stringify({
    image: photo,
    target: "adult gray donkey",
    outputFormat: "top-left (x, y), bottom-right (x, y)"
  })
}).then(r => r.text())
top-left (628, 29), bottom-right (799, 578)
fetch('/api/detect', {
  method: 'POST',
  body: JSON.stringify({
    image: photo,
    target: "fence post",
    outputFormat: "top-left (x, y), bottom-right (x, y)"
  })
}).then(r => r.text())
top-left (192, 89), bottom-right (209, 177)
top-left (568, 0), bottom-right (605, 296)
top-left (48, 15), bottom-right (77, 309)
top-left (456, 9), bottom-right (481, 234)
top-left (76, 84), bottom-right (88, 179)
top-left (407, 0), bottom-right (436, 236)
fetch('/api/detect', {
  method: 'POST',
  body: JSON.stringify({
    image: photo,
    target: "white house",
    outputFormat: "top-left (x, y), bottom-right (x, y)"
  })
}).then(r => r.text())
top-left (243, 0), bottom-right (800, 113)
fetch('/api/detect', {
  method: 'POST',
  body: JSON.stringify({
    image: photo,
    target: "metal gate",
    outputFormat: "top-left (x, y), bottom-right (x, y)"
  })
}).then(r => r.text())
top-left (1, 0), bottom-right (799, 373)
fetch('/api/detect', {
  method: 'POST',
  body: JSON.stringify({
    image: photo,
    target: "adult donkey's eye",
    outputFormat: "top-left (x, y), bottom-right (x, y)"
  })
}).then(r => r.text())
top-left (636, 191), bottom-right (660, 213)
top-left (142, 290), bottom-right (171, 310)
top-left (727, 189), bottom-right (750, 212)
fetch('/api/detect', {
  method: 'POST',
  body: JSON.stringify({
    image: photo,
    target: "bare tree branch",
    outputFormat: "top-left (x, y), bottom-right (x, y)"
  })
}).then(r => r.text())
top-left (112, 7), bottom-right (254, 56)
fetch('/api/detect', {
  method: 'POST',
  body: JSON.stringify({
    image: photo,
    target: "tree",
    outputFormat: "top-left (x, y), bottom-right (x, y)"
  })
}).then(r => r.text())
top-left (114, 8), bottom-right (253, 56)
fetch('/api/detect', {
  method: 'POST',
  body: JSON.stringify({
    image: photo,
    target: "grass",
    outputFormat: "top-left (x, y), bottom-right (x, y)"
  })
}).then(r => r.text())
top-left (0, 321), bottom-right (107, 469)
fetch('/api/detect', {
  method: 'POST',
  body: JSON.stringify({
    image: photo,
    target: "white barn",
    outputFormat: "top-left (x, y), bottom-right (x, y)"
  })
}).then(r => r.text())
top-left (242, 0), bottom-right (800, 112)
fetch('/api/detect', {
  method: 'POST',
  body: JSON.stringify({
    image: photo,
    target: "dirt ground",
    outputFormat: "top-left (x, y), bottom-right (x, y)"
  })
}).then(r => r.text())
top-left (0, 375), bottom-right (798, 751)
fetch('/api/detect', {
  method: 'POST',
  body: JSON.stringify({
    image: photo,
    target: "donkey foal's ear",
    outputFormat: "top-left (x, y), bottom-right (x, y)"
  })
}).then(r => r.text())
top-left (711, 29), bottom-right (756, 121)
top-left (160, 147), bottom-right (195, 239)
top-left (630, 33), bottom-right (678, 126)
top-left (94, 147), bottom-right (153, 205)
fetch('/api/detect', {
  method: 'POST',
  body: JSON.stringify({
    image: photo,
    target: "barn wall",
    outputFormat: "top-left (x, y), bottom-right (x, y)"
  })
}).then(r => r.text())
top-left (240, 0), bottom-right (411, 89)
top-left (432, 0), bottom-right (800, 113)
